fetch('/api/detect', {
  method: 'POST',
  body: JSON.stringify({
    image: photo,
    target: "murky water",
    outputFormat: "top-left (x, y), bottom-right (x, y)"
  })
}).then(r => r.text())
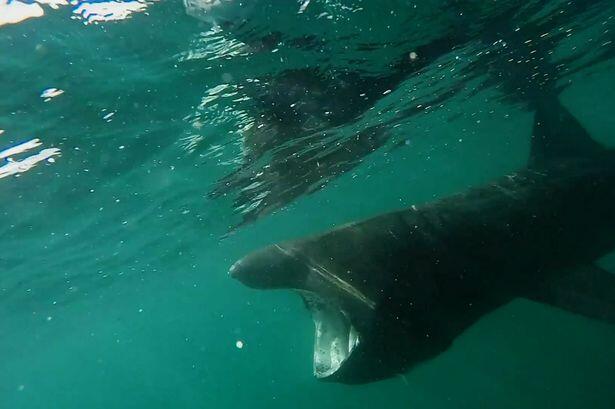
top-left (1, 1), bottom-right (614, 407)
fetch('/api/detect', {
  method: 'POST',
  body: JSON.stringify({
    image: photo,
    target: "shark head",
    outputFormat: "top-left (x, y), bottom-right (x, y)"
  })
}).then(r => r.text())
top-left (230, 243), bottom-right (377, 381)
top-left (228, 214), bottom-right (444, 384)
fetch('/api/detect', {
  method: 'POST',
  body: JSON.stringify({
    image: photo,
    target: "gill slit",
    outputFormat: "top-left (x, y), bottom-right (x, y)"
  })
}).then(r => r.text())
top-left (274, 244), bottom-right (376, 310)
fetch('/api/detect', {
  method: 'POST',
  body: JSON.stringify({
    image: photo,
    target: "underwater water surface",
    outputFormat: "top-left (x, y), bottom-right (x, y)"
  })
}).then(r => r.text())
top-left (1, 0), bottom-right (615, 407)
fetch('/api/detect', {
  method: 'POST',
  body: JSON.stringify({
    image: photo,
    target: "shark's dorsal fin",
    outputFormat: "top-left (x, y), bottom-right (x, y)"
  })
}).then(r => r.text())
top-left (530, 96), bottom-right (605, 166)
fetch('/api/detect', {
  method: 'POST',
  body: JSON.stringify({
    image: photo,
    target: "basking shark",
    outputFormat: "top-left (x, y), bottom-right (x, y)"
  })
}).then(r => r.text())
top-left (229, 97), bottom-right (615, 384)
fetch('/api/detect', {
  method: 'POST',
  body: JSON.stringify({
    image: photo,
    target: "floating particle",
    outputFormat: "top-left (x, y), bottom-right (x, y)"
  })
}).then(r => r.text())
top-left (235, 340), bottom-right (244, 349)
top-left (298, 0), bottom-right (311, 13)
top-left (409, 51), bottom-right (418, 61)
top-left (40, 88), bottom-right (64, 101)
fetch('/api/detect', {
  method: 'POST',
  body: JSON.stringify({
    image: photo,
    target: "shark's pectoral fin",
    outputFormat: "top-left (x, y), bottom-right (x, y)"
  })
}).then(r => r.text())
top-left (526, 264), bottom-right (615, 325)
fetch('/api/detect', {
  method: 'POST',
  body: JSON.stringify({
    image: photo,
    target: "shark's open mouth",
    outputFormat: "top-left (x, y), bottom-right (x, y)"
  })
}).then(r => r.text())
top-left (228, 245), bottom-right (370, 379)
top-left (298, 291), bottom-right (360, 378)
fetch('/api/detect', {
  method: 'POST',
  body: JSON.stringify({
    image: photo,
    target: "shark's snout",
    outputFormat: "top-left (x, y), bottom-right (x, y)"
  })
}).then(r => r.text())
top-left (228, 259), bottom-right (243, 278)
top-left (228, 256), bottom-right (265, 288)
top-left (229, 245), bottom-right (309, 290)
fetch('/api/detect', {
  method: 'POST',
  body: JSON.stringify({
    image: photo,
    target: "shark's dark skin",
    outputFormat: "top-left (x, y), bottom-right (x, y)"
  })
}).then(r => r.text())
top-left (229, 98), bottom-right (615, 384)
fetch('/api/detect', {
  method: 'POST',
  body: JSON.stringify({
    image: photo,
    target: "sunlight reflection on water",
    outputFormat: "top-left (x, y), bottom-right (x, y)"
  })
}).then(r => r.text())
top-left (0, 0), bottom-right (153, 27)
top-left (0, 137), bottom-right (61, 179)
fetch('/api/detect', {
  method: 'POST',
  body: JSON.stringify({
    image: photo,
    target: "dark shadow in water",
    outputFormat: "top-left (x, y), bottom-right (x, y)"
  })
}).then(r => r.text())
top-left (206, 0), bottom-right (613, 230)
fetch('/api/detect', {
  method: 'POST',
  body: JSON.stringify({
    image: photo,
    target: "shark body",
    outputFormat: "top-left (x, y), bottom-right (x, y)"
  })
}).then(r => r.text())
top-left (230, 98), bottom-right (615, 383)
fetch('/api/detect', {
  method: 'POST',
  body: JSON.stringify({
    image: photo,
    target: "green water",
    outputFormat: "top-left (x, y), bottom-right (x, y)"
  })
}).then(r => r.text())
top-left (1, 0), bottom-right (615, 407)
